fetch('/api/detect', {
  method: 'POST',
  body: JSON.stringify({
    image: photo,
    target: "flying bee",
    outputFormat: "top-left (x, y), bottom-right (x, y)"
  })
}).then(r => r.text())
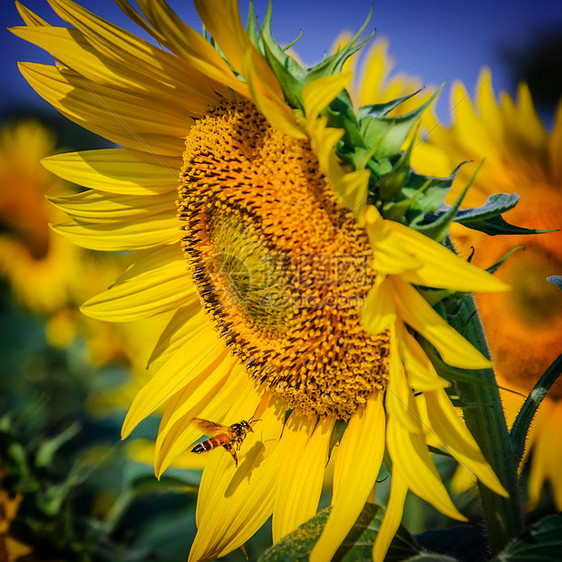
top-left (190, 418), bottom-right (259, 467)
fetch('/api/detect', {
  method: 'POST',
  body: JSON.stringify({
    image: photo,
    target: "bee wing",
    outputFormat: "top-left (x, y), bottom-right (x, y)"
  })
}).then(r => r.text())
top-left (192, 418), bottom-right (233, 437)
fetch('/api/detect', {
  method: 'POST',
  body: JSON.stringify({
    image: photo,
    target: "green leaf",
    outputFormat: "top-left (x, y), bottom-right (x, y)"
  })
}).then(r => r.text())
top-left (454, 192), bottom-right (521, 220)
top-left (426, 192), bottom-right (556, 236)
top-left (259, 503), bottom-right (419, 561)
top-left (459, 215), bottom-right (555, 236)
top-left (547, 275), bottom-right (562, 290)
top-left (492, 514), bottom-right (562, 561)
top-left (509, 354), bottom-right (562, 470)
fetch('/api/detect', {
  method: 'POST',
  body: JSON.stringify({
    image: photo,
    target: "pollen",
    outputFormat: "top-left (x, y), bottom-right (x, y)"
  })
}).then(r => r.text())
top-left (178, 99), bottom-right (389, 419)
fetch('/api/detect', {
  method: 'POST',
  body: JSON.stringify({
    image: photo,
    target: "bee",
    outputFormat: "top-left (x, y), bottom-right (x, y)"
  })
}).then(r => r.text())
top-left (190, 418), bottom-right (258, 467)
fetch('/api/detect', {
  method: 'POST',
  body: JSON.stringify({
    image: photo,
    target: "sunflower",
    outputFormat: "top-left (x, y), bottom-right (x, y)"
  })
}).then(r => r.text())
top-left (413, 70), bottom-right (562, 509)
top-left (14, 1), bottom-right (510, 560)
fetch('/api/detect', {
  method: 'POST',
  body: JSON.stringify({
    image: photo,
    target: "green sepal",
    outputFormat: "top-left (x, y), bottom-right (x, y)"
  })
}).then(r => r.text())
top-left (377, 125), bottom-right (418, 201)
top-left (509, 354), bottom-right (562, 470)
top-left (418, 287), bottom-right (456, 307)
top-left (486, 245), bottom-right (524, 275)
top-left (427, 445), bottom-right (454, 459)
top-left (380, 164), bottom-right (464, 225)
top-left (360, 85), bottom-right (442, 160)
top-left (246, 0), bottom-right (258, 45)
top-left (257, 1), bottom-right (307, 110)
top-left (415, 161), bottom-right (481, 241)
top-left (327, 91), bottom-right (366, 153)
top-left (306, 7), bottom-right (374, 83)
top-left (357, 89), bottom-right (422, 120)
top-left (547, 275), bottom-right (562, 290)
top-left (259, 503), bottom-right (420, 561)
top-left (491, 514), bottom-right (562, 562)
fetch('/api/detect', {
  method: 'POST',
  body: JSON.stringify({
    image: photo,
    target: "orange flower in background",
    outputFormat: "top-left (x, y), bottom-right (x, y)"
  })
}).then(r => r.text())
top-left (414, 69), bottom-right (562, 508)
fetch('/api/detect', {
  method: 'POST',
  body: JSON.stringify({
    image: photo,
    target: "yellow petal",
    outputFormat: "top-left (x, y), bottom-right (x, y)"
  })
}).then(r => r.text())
top-left (121, 321), bottom-right (227, 437)
top-left (47, 0), bottom-right (203, 92)
top-left (15, 1), bottom-right (49, 26)
top-left (81, 245), bottom-right (197, 322)
top-left (362, 276), bottom-right (397, 336)
top-left (365, 206), bottom-right (422, 274)
top-left (51, 212), bottom-right (178, 251)
top-left (130, 0), bottom-right (248, 97)
top-left (272, 415), bottom-right (333, 542)
top-left (311, 393), bottom-right (385, 562)
top-left (154, 357), bottom-right (243, 477)
top-left (396, 321), bottom-right (449, 392)
top-left (302, 72), bottom-right (353, 123)
top-left (306, 116), bottom-right (345, 181)
top-left (336, 168), bottom-right (370, 222)
top-left (147, 304), bottom-right (206, 369)
top-left (19, 62), bottom-right (186, 156)
top-left (386, 329), bottom-right (421, 433)
top-left (389, 276), bottom-right (492, 369)
top-left (424, 389), bottom-right (507, 497)
top-left (244, 48), bottom-right (306, 139)
top-left (189, 394), bottom-right (284, 561)
top-left (385, 218), bottom-right (510, 293)
top-left (475, 69), bottom-right (503, 141)
top-left (372, 470), bottom-right (408, 562)
top-left (12, 23), bottom-right (215, 112)
top-left (193, 0), bottom-right (250, 79)
top-left (42, 148), bottom-right (180, 196)
top-left (387, 413), bottom-right (466, 521)
top-left (451, 80), bottom-right (497, 159)
top-left (49, 189), bottom-right (175, 224)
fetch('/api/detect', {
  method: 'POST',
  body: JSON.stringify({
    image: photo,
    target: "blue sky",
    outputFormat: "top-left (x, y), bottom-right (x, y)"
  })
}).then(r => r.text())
top-left (2, 0), bottom-right (562, 122)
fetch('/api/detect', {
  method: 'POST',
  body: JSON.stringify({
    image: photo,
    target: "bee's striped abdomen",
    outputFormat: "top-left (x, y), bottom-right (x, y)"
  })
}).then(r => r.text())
top-left (191, 434), bottom-right (229, 454)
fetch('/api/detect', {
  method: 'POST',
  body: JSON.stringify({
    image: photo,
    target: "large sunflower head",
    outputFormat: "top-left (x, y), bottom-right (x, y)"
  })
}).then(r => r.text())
top-left (415, 69), bottom-right (562, 510)
top-left (14, 2), bottom-right (510, 560)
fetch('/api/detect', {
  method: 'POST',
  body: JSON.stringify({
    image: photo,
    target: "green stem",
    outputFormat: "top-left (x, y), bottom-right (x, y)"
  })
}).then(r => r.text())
top-left (510, 354), bottom-right (562, 470)
top-left (444, 294), bottom-right (524, 555)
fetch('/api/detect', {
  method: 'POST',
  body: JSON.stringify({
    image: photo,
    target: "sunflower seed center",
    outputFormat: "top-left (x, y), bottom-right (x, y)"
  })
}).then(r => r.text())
top-left (178, 99), bottom-right (389, 418)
